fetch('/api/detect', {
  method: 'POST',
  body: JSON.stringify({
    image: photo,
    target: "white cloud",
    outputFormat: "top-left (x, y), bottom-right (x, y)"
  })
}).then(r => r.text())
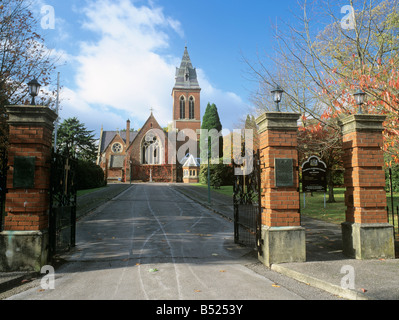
top-left (59, 87), bottom-right (126, 133)
top-left (62, 0), bottom-right (179, 131)
top-left (58, 0), bottom-right (247, 136)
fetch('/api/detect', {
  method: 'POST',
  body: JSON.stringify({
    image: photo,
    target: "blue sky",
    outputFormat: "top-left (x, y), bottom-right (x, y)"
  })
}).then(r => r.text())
top-left (33, 0), bottom-right (303, 137)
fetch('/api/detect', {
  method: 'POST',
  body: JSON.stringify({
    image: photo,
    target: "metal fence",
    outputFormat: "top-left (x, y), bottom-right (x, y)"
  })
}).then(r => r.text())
top-left (233, 150), bottom-right (262, 255)
top-left (386, 206), bottom-right (399, 239)
top-left (49, 152), bottom-right (77, 258)
top-left (0, 148), bottom-right (7, 232)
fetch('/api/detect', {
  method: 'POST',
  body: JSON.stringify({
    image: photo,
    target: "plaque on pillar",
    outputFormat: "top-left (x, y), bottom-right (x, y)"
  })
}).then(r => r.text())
top-left (13, 156), bottom-right (35, 188)
top-left (275, 158), bottom-right (294, 187)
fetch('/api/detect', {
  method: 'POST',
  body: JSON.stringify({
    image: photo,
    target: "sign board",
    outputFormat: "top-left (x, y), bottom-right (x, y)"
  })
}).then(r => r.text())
top-left (275, 158), bottom-right (294, 187)
top-left (13, 156), bottom-right (35, 189)
top-left (302, 156), bottom-right (327, 192)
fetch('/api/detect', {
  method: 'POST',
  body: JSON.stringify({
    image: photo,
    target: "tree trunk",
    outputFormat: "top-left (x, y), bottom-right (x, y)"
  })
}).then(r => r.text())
top-left (327, 169), bottom-right (336, 203)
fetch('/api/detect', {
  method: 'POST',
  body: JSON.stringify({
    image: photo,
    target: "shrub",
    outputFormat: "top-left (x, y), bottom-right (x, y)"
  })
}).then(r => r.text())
top-left (199, 159), bottom-right (234, 186)
top-left (386, 164), bottom-right (399, 192)
top-left (75, 160), bottom-right (106, 190)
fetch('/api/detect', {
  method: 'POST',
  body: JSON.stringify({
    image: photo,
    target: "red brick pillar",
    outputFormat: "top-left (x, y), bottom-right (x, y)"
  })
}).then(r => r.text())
top-left (340, 114), bottom-right (395, 259)
top-left (256, 112), bottom-right (305, 266)
top-left (0, 105), bottom-right (57, 271)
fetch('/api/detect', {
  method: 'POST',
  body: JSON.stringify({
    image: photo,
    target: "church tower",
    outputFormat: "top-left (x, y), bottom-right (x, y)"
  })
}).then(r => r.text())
top-left (172, 47), bottom-right (201, 134)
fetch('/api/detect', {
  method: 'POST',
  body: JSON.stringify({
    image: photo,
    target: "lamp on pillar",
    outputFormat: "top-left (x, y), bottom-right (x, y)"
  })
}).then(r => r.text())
top-left (27, 78), bottom-right (41, 105)
top-left (354, 89), bottom-right (367, 114)
top-left (271, 85), bottom-right (284, 112)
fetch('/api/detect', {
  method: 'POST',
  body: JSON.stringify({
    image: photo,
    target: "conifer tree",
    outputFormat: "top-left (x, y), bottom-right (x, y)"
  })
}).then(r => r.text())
top-left (56, 117), bottom-right (97, 162)
top-left (201, 103), bottom-right (223, 159)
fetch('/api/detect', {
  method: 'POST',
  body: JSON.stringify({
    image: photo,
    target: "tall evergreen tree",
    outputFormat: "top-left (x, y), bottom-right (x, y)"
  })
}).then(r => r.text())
top-left (202, 103), bottom-right (222, 131)
top-left (56, 117), bottom-right (97, 162)
top-left (201, 103), bottom-right (223, 159)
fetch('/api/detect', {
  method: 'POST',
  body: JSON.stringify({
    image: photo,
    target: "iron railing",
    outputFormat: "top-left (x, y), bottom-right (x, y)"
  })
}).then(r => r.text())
top-left (386, 205), bottom-right (399, 239)
top-left (233, 150), bottom-right (262, 255)
top-left (49, 151), bottom-right (77, 259)
top-left (0, 148), bottom-right (7, 232)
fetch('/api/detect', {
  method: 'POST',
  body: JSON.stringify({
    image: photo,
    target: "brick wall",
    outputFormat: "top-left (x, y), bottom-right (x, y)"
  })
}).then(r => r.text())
top-left (257, 113), bottom-right (301, 228)
top-left (342, 118), bottom-right (388, 224)
top-left (172, 89), bottom-right (201, 122)
top-left (4, 106), bottom-right (56, 231)
top-left (128, 113), bottom-right (166, 166)
top-left (131, 164), bottom-right (175, 182)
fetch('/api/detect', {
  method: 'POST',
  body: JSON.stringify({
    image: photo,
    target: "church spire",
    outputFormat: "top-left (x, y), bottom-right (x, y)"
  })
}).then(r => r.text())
top-left (174, 46), bottom-right (200, 90)
top-left (180, 46), bottom-right (194, 69)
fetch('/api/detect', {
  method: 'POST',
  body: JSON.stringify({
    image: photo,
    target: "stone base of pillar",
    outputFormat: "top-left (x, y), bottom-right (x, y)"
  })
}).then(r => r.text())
top-left (0, 230), bottom-right (49, 272)
top-left (258, 226), bottom-right (306, 267)
top-left (342, 222), bottom-right (395, 260)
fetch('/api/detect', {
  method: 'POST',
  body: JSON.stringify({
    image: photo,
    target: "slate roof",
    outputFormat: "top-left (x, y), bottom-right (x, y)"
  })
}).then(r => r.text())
top-left (174, 47), bottom-right (200, 90)
top-left (100, 131), bottom-right (138, 153)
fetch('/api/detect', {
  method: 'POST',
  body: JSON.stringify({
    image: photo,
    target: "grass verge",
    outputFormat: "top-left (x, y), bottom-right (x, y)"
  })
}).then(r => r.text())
top-left (77, 186), bottom-right (107, 197)
top-left (192, 183), bottom-right (399, 229)
top-left (192, 183), bottom-right (234, 197)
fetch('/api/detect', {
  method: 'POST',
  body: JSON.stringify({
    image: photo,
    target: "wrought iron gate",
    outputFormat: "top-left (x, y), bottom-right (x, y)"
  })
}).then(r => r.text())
top-left (49, 152), bottom-right (77, 258)
top-left (233, 150), bottom-right (262, 255)
top-left (0, 147), bottom-right (7, 232)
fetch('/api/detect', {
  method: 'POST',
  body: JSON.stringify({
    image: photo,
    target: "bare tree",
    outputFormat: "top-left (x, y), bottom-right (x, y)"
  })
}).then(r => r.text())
top-left (0, 0), bottom-right (60, 148)
top-left (243, 0), bottom-right (399, 201)
top-left (245, 0), bottom-right (399, 116)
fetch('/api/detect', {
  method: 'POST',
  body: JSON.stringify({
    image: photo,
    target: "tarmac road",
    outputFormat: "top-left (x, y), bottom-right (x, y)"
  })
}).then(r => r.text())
top-left (5, 183), bottom-right (342, 301)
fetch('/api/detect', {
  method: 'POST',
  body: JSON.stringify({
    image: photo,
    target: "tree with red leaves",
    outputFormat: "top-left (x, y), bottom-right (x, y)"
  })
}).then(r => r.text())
top-left (298, 114), bottom-right (343, 202)
top-left (246, 0), bottom-right (399, 199)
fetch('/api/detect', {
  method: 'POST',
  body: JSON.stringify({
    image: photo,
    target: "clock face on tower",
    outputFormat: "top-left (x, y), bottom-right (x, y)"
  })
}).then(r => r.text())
top-left (112, 142), bottom-right (123, 154)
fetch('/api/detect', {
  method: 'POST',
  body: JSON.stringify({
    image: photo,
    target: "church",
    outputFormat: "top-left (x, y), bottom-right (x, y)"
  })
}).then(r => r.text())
top-left (96, 47), bottom-right (202, 183)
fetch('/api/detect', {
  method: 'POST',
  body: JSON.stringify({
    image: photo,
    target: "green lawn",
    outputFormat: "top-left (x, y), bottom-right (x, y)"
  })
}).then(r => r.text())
top-left (301, 189), bottom-right (346, 225)
top-left (192, 183), bottom-right (234, 197)
top-left (302, 189), bottom-right (399, 229)
top-left (77, 186), bottom-right (107, 197)
top-left (192, 183), bottom-right (399, 229)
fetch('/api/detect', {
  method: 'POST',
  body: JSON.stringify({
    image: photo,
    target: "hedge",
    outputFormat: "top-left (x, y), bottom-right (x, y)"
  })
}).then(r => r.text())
top-left (75, 160), bottom-right (106, 190)
top-left (199, 159), bottom-right (234, 186)
top-left (386, 164), bottom-right (399, 192)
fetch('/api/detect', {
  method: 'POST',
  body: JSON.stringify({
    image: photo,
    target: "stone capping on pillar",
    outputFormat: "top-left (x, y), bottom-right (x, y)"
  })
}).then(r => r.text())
top-left (256, 112), bottom-right (301, 134)
top-left (5, 105), bottom-right (58, 130)
top-left (339, 114), bottom-right (386, 135)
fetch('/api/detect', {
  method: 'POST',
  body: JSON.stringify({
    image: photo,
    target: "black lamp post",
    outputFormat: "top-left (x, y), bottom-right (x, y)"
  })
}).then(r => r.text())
top-left (271, 85), bottom-right (284, 112)
top-left (354, 89), bottom-right (366, 114)
top-left (27, 78), bottom-right (41, 105)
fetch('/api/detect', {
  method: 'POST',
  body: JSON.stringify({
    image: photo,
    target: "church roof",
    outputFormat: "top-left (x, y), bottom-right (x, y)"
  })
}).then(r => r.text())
top-left (181, 154), bottom-right (200, 167)
top-left (99, 113), bottom-right (166, 154)
top-left (100, 130), bottom-right (138, 153)
top-left (174, 47), bottom-right (200, 90)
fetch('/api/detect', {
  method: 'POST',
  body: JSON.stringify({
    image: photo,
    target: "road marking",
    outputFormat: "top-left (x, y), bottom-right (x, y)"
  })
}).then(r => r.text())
top-left (144, 186), bottom-right (183, 300)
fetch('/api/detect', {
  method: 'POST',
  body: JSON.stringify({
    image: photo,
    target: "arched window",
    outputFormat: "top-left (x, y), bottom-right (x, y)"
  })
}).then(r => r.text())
top-left (189, 96), bottom-right (195, 119)
top-left (141, 132), bottom-right (162, 165)
top-left (180, 96), bottom-right (186, 119)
